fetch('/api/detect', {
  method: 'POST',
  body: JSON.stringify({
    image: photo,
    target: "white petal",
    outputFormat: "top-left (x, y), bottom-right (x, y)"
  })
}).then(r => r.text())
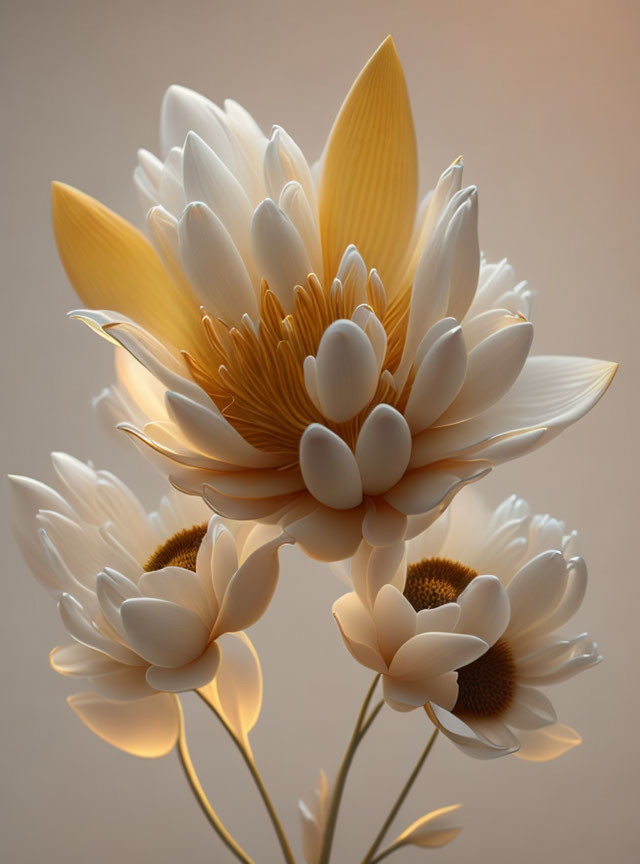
top-left (504, 551), bottom-right (568, 640)
top-left (250, 198), bottom-right (311, 312)
top-left (313, 320), bottom-right (379, 423)
top-left (279, 181), bottom-right (323, 281)
top-left (160, 85), bottom-right (234, 166)
top-left (201, 632), bottom-right (262, 743)
top-left (138, 567), bottom-right (213, 625)
top-left (389, 631), bottom-right (487, 680)
top-left (384, 463), bottom-right (491, 516)
top-left (333, 592), bottom-right (379, 650)
top-left (264, 126), bottom-right (317, 217)
top-left (445, 192), bottom-right (479, 323)
top-left (404, 325), bottom-right (467, 433)
top-left (356, 405), bottom-right (411, 495)
top-left (502, 685), bottom-right (557, 730)
top-left (456, 575), bottom-right (510, 646)
top-left (182, 132), bottom-right (254, 264)
top-left (438, 322), bottom-right (533, 424)
top-left (514, 723), bottom-right (581, 762)
top-left (120, 597), bottom-right (210, 667)
top-left (89, 666), bottom-right (155, 700)
top-left (164, 390), bottom-right (281, 468)
top-left (285, 503), bottom-right (364, 562)
top-left (299, 424), bottom-right (363, 509)
top-left (336, 245), bottom-right (368, 307)
top-left (415, 603), bottom-right (461, 634)
top-left (213, 534), bottom-right (290, 635)
top-left (362, 500), bottom-right (408, 547)
top-left (178, 202), bottom-right (258, 324)
top-left (59, 594), bottom-right (141, 666)
top-left (146, 641), bottom-right (221, 691)
top-left (427, 703), bottom-right (519, 759)
top-left (50, 643), bottom-right (123, 677)
top-left (68, 691), bottom-right (180, 757)
top-left (373, 585), bottom-right (416, 665)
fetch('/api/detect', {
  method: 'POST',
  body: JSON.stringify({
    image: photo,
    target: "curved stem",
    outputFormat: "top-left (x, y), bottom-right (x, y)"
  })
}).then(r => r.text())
top-left (360, 729), bottom-right (439, 864)
top-left (196, 690), bottom-right (296, 864)
top-left (317, 675), bottom-right (382, 864)
top-left (176, 700), bottom-right (254, 864)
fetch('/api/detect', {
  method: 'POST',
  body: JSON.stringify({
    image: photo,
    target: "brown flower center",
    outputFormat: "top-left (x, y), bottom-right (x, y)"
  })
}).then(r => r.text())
top-left (143, 523), bottom-right (208, 573)
top-left (407, 556), bottom-right (516, 719)
top-left (403, 557), bottom-right (478, 610)
top-left (453, 640), bottom-right (516, 718)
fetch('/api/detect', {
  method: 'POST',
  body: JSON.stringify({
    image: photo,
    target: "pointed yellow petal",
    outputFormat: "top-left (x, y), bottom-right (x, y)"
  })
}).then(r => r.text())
top-left (52, 182), bottom-right (207, 358)
top-left (318, 36), bottom-right (418, 292)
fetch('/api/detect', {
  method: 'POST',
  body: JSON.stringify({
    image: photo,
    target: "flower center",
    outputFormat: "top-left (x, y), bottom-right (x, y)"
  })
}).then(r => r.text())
top-left (182, 276), bottom-right (409, 460)
top-left (453, 640), bottom-right (516, 718)
top-left (143, 523), bottom-right (209, 573)
top-left (403, 557), bottom-right (478, 610)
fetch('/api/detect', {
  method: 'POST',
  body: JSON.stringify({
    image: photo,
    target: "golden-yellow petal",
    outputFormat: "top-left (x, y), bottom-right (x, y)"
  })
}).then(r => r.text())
top-left (318, 36), bottom-right (418, 293)
top-left (52, 182), bottom-right (208, 359)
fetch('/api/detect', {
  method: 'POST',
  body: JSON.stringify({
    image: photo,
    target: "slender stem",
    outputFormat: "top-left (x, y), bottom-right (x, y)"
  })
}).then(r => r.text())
top-left (360, 729), bottom-right (439, 864)
top-left (176, 700), bottom-right (254, 864)
top-left (196, 690), bottom-right (296, 864)
top-left (369, 839), bottom-right (409, 864)
top-left (317, 675), bottom-right (382, 864)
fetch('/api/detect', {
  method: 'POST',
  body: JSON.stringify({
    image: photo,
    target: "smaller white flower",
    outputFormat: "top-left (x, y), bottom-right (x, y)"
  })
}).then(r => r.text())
top-left (10, 453), bottom-right (288, 756)
top-left (408, 488), bottom-right (600, 759)
top-left (298, 770), bottom-right (333, 864)
top-left (332, 542), bottom-right (497, 711)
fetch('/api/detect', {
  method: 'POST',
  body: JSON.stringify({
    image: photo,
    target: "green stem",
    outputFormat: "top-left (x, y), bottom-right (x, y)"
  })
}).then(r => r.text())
top-left (176, 700), bottom-right (254, 864)
top-left (317, 675), bottom-right (382, 864)
top-left (196, 690), bottom-right (296, 864)
top-left (360, 729), bottom-right (439, 864)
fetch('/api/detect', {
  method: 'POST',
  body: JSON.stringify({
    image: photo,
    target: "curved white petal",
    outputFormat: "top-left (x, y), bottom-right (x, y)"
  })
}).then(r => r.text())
top-left (438, 322), bottom-right (533, 425)
top-left (394, 804), bottom-right (463, 849)
top-left (285, 504), bottom-right (364, 562)
top-left (182, 132), bottom-right (254, 265)
top-left (456, 575), bottom-right (510, 646)
top-left (514, 722), bottom-right (581, 762)
top-left (250, 198), bottom-right (311, 312)
top-left (68, 691), bottom-right (180, 758)
top-left (178, 201), bottom-right (258, 324)
top-left (356, 405), bottom-right (411, 495)
top-left (120, 597), bottom-right (210, 668)
top-left (146, 640), bottom-right (221, 692)
top-left (389, 631), bottom-right (487, 680)
top-left (213, 533), bottom-right (290, 636)
top-left (373, 585), bottom-right (416, 665)
top-left (313, 320), bottom-right (379, 423)
top-left (384, 463), bottom-right (491, 516)
top-left (299, 424), bottom-right (363, 509)
top-left (404, 325), bottom-right (467, 433)
top-left (201, 632), bottom-right (263, 743)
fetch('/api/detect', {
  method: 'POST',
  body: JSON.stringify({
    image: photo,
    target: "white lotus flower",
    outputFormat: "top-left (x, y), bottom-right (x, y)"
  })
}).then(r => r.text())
top-left (9, 453), bottom-right (287, 756)
top-left (332, 541), bottom-right (496, 711)
top-left (407, 488), bottom-right (601, 759)
top-left (52, 37), bottom-right (616, 561)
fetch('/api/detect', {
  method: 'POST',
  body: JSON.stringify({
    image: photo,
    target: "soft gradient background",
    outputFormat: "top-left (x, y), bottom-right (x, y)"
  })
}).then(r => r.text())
top-left (2, 1), bottom-right (638, 861)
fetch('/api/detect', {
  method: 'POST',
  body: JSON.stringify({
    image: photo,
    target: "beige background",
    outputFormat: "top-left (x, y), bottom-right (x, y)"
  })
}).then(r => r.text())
top-left (1, 0), bottom-right (638, 861)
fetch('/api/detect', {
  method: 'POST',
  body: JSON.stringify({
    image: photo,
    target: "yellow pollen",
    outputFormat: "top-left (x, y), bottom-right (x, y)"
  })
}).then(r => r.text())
top-left (403, 557), bottom-right (478, 610)
top-left (182, 274), bottom-right (413, 459)
top-left (144, 523), bottom-right (209, 573)
top-left (453, 640), bottom-right (516, 719)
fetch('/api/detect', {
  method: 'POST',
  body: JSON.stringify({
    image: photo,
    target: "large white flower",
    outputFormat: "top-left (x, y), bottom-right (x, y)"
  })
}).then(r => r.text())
top-left (52, 37), bottom-right (616, 561)
top-left (9, 453), bottom-right (287, 756)
top-left (407, 489), bottom-right (600, 759)
top-left (332, 542), bottom-right (497, 711)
